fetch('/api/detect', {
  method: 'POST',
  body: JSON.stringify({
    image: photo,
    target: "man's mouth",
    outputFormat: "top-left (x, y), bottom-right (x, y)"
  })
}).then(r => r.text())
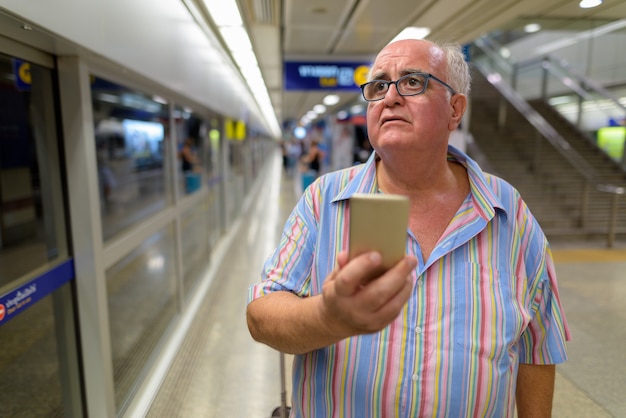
top-left (382, 116), bottom-right (406, 124)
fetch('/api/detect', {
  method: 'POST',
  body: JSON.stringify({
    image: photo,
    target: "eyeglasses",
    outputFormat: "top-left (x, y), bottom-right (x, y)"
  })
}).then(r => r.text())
top-left (360, 72), bottom-right (457, 102)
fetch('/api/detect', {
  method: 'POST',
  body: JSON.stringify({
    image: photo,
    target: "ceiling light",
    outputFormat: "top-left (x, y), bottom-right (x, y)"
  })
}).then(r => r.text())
top-left (390, 27), bottom-right (431, 43)
top-left (203, 0), bottom-right (280, 138)
top-left (313, 104), bottom-right (327, 114)
top-left (204, 0), bottom-right (242, 26)
top-left (219, 26), bottom-right (253, 52)
top-left (294, 127), bottom-right (306, 139)
top-left (337, 111), bottom-right (349, 120)
top-left (579, 0), bottom-right (602, 8)
top-left (323, 94), bottom-right (340, 106)
top-left (524, 23), bottom-right (541, 33)
top-left (231, 49), bottom-right (258, 68)
top-left (350, 104), bottom-right (364, 114)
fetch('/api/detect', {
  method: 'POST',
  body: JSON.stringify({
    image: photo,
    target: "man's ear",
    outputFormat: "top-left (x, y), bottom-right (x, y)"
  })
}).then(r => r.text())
top-left (449, 94), bottom-right (467, 130)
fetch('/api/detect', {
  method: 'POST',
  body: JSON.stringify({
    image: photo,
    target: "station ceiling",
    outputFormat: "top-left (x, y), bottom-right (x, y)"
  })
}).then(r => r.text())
top-left (233, 0), bottom-right (626, 128)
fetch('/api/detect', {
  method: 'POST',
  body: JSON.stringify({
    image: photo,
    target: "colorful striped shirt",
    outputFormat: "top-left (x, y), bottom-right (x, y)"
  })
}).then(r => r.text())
top-left (248, 148), bottom-right (571, 417)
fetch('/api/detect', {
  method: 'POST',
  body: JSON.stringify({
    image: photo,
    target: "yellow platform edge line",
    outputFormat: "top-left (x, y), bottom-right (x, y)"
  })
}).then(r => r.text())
top-left (552, 248), bottom-right (626, 263)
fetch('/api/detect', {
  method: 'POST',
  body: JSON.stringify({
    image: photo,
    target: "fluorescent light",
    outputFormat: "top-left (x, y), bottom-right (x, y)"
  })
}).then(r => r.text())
top-left (524, 23), bottom-right (541, 33)
top-left (313, 104), bottom-right (327, 114)
top-left (219, 26), bottom-right (253, 52)
top-left (350, 104), bottom-right (364, 114)
top-left (204, 0), bottom-right (242, 26)
top-left (390, 26), bottom-right (431, 43)
top-left (294, 127), bottom-right (306, 139)
top-left (202, 0), bottom-right (281, 138)
top-left (231, 49), bottom-right (258, 68)
top-left (337, 110), bottom-right (349, 120)
top-left (323, 94), bottom-right (340, 106)
top-left (579, 0), bottom-right (602, 8)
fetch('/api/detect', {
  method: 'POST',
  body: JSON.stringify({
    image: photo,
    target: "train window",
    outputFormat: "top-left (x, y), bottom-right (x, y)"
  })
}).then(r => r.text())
top-left (0, 53), bottom-right (68, 291)
top-left (91, 76), bottom-right (171, 241)
top-left (105, 223), bottom-right (177, 407)
top-left (0, 50), bottom-right (75, 415)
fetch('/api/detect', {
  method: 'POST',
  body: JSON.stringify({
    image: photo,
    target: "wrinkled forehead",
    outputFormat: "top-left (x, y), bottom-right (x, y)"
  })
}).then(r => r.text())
top-left (370, 40), bottom-right (445, 78)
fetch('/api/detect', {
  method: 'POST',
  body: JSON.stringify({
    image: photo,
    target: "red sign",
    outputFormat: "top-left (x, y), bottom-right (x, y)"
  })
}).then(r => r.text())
top-left (0, 304), bottom-right (5, 321)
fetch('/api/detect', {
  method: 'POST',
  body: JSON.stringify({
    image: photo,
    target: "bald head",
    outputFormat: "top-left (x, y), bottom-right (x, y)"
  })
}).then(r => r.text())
top-left (372, 39), bottom-right (471, 96)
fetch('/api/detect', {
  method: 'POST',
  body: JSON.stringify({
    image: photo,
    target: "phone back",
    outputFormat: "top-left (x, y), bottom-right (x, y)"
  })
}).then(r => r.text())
top-left (348, 193), bottom-right (409, 270)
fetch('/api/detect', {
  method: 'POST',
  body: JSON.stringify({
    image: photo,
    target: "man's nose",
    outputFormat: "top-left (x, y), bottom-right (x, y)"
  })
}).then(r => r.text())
top-left (384, 82), bottom-right (403, 103)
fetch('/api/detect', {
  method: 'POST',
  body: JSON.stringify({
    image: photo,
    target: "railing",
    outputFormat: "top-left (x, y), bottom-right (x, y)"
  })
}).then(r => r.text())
top-left (474, 35), bottom-right (626, 167)
top-left (514, 55), bottom-right (626, 169)
top-left (471, 36), bottom-right (625, 247)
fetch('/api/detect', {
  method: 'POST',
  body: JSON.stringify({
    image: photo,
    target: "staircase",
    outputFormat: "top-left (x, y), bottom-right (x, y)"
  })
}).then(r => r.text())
top-left (467, 68), bottom-right (626, 243)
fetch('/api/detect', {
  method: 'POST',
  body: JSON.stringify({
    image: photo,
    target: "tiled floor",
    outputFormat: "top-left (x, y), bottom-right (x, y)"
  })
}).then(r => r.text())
top-left (146, 153), bottom-right (626, 417)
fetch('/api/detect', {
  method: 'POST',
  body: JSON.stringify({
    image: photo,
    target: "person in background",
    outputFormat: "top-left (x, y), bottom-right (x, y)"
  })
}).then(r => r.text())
top-left (247, 38), bottom-right (570, 417)
top-left (331, 126), bottom-right (354, 170)
top-left (179, 137), bottom-right (198, 173)
top-left (300, 139), bottom-right (324, 177)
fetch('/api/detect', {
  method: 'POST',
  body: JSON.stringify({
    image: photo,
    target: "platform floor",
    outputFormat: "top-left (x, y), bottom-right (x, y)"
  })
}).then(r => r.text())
top-left (146, 154), bottom-right (626, 418)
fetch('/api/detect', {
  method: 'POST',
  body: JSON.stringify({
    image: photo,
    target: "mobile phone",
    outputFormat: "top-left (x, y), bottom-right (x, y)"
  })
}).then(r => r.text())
top-left (348, 193), bottom-right (410, 273)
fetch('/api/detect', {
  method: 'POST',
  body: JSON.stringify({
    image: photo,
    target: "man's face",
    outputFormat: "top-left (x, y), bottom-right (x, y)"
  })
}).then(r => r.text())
top-left (365, 40), bottom-right (454, 154)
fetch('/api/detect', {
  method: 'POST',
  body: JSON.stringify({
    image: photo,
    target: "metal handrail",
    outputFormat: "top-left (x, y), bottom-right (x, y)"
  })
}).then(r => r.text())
top-left (472, 37), bottom-right (625, 246)
top-left (516, 55), bottom-right (626, 114)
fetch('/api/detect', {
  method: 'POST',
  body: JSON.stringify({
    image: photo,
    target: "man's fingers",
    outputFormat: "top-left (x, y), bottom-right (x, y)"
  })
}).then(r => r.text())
top-left (357, 256), bottom-right (416, 306)
top-left (333, 251), bottom-right (383, 297)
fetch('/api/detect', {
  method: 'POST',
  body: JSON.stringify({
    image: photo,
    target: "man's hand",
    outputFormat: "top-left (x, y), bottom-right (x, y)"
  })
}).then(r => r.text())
top-left (247, 250), bottom-right (416, 354)
top-left (318, 250), bottom-right (417, 339)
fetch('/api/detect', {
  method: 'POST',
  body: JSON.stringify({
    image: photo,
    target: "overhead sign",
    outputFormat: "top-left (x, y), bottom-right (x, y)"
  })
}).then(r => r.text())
top-left (284, 61), bottom-right (371, 91)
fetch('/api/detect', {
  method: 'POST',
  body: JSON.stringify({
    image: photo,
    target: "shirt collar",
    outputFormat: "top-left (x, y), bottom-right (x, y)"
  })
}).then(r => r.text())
top-left (330, 147), bottom-right (507, 220)
top-left (330, 152), bottom-right (379, 203)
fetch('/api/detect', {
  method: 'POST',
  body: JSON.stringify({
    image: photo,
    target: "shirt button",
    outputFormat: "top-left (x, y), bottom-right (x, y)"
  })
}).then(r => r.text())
top-left (412, 374), bottom-right (419, 382)
top-left (415, 326), bottom-right (422, 334)
top-left (417, 279), bottom-right (423, 286)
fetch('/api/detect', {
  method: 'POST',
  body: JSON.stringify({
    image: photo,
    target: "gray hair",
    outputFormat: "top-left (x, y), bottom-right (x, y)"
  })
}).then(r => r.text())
top-left (436, 41), bottom-right (471, 97)
top-left (372, 38), bottom-right (472, 97)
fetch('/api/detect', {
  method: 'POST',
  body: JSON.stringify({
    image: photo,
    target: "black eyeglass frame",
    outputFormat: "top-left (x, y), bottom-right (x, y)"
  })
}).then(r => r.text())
top-left (359, 72), bottom-right (457, 102)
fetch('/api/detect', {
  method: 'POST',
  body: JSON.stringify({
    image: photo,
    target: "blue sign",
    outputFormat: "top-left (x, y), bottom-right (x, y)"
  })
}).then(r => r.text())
top-left (0, 259), bottom-right (75, 326)
top-left (284, 61), bottom-right (372, 91)
top-left (12, 58), bottom-right (32, 91)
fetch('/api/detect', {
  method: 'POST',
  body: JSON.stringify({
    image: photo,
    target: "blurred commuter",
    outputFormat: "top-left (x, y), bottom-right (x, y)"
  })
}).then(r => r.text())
top-left (179, 137), bottom-right (200, 193)
top-left (179, 137), bottom-right (198, 173)
top-left (331, 126), bottom-right (354, 170)
top-left (300, 139), bottom-right (324, 176)
top-left (247, 38), bottom-right (570, 417)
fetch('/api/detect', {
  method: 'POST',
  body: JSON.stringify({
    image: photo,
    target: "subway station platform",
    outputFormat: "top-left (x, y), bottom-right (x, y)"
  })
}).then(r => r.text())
top-left (144, 153), bottom-right (625, 418)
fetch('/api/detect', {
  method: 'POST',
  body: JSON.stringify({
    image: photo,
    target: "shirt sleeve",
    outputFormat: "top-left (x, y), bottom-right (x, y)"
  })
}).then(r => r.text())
top-left (247, 189), bottom-right (318, 303)
top-left (518, 242), bottom-right (572, 365)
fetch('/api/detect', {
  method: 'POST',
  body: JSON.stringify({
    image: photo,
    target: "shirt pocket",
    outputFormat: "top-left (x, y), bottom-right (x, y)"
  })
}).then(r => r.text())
top-left (453, 263), bottom-right (522, 369)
